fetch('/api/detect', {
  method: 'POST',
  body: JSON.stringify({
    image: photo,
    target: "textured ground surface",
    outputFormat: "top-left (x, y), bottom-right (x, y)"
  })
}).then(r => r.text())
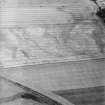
top-left (0, 0), bottom-right (105, 68)
top-left (55, 86), bottom-right (105, 105)
top-left (0, 58), bottom-right (105, 105)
